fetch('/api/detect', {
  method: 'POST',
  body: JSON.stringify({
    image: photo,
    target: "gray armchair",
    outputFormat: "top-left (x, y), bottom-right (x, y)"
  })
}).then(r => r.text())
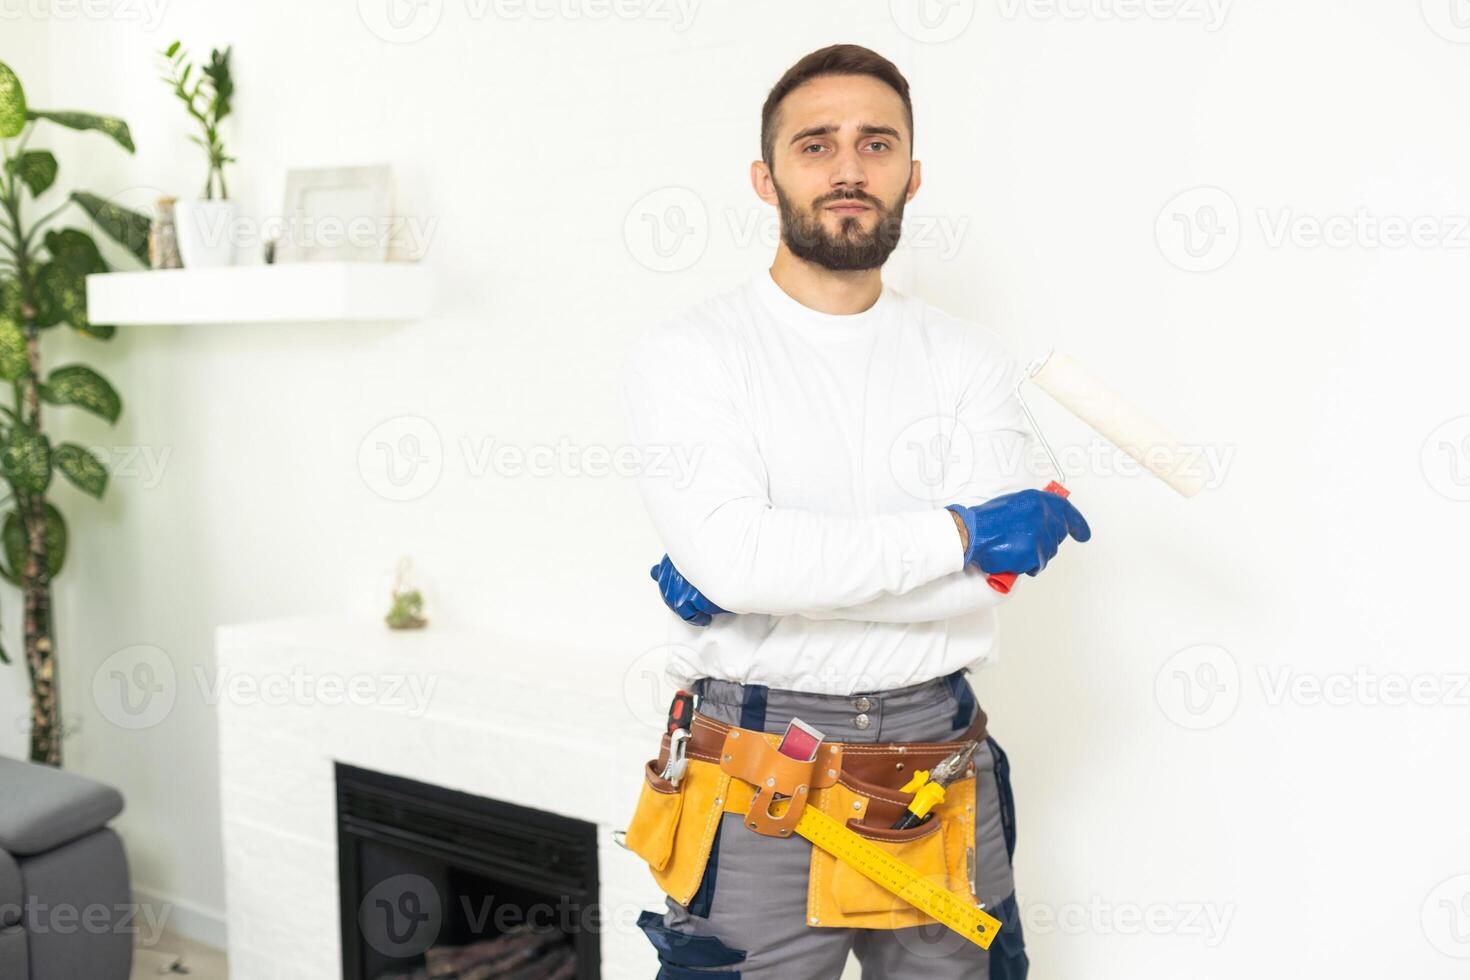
top-left (0, 756), bottom-right (132, 980)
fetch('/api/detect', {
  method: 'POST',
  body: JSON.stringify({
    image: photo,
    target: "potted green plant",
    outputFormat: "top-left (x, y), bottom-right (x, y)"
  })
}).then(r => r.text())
top-left (0, 59), bottom-right (147, 765)
top-left (158, 40), bottom-right (236, 268)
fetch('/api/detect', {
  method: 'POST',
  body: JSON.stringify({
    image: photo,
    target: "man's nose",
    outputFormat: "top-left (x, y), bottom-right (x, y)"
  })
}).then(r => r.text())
top-left (829, 146), bottom-right (867, 189)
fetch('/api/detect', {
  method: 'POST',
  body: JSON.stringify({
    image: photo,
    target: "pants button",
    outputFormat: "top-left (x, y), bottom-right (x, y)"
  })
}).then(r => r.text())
top-left (853, 696), bottom-right (872, 712)
top-left (854, 713), bottom-right (871, 730)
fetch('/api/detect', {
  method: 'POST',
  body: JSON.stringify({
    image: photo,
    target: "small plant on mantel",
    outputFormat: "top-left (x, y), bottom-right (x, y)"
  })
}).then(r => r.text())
top-left (0, 60), bottom-right (150, 765)
top-left (385, 557), bottom-right (428, 630)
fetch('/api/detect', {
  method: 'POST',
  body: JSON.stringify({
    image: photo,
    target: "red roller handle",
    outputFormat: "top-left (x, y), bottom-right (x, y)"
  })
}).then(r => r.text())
top-left (985, 480), bottom-right (1070, 594)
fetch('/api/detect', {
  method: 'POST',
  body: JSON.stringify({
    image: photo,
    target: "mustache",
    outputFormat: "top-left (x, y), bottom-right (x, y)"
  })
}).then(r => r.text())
top-left (815, 190), bottom-right (885, 211)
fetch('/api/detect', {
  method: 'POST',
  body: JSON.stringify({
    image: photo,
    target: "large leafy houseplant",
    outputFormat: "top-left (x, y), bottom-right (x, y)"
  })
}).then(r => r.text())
top-left (0, 60), bottom-right (148, 765)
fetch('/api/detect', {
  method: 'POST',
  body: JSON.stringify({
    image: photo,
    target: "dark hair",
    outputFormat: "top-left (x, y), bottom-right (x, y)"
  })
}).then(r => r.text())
top-left (760, 44), bottom-right (913, 170)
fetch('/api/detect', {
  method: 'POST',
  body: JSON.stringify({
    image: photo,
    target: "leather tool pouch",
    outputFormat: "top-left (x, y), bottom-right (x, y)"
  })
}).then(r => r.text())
top-left (806, 765), bottom-right (980, 928)
top-left (807, 709), bottom-right (990, 928)
top-left (622, 735), bottom-right (730, 907)
top-left (715, 727), bottom-right (843, 837)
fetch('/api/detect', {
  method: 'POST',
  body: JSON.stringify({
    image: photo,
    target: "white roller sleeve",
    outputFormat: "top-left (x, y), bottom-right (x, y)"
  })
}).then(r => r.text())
top-left (1029, 352), bottom-right (1206, 497)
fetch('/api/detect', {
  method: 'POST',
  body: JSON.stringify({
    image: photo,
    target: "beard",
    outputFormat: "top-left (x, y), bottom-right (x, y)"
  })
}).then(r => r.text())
top-left (773, 178), bottom-right (908, 272)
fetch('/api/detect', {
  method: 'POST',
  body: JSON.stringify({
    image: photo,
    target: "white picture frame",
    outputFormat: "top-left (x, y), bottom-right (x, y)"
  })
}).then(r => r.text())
top-left (276, 165), bottom-right (394, 263)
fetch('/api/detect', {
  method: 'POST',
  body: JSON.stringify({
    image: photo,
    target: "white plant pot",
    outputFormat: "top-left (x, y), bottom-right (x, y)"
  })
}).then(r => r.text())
top-left (174, 199), bottom-right (238, 268)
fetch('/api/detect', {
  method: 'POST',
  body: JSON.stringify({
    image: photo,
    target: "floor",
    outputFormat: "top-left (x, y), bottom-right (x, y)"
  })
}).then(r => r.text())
top-left (130, 931), bottom-right (228, 980)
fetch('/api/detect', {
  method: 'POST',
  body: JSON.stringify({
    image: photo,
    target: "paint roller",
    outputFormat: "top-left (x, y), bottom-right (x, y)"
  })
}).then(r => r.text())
top-left (986, 350), bottom-right (1205, 594)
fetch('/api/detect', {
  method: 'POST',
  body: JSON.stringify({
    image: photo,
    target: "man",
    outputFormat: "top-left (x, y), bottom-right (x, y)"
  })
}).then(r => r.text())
top-left (621, 44), bottom-right (1090, 979)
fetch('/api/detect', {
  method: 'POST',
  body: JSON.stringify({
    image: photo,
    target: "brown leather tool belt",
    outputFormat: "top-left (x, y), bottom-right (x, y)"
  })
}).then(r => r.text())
top-left (654, 705), bottom-right (989, 832)
top-left (624, 703), bottom-right (994, 927)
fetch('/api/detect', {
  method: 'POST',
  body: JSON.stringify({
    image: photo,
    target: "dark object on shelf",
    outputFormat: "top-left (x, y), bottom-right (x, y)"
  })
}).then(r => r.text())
top-left (148, 196), bottom-right (182, 269)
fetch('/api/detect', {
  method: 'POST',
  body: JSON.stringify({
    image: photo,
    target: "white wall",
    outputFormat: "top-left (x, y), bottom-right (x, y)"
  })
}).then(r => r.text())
top-left (6, 0), bottom-right (1469, 975)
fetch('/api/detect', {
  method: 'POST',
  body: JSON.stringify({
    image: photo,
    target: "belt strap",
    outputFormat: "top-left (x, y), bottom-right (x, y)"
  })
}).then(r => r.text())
top-left (655, 706), bottom-right (988, 825)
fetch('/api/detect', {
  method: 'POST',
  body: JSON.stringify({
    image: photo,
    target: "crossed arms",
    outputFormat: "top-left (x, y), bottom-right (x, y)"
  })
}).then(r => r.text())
top-left (622, 321), bottom-right (1038, 625)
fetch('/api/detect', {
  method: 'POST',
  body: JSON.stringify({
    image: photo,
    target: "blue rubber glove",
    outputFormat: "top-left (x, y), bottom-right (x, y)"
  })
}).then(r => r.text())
top-left (946, 489), bottom-right (1091, 577)
top-left (650, 554), bottom-right (729, 627)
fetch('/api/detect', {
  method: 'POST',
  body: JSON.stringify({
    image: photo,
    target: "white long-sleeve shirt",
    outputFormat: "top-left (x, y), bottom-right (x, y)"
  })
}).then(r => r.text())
top-left (622, 268), bottom-right (1038, 695)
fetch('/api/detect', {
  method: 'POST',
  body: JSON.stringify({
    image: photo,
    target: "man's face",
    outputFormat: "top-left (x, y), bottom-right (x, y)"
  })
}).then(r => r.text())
top-left (756, 73), bottom-right (919, 272)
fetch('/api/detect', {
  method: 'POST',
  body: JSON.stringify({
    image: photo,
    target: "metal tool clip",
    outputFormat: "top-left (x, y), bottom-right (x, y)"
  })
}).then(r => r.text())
top-left (660, 728), bottom-right (690, 787)
top-left (930, 741), bottom-right (979, 786)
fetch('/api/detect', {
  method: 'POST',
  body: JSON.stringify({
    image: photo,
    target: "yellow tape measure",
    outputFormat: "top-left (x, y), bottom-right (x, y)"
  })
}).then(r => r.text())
top-left (791, 804), bottom-right (1003, 950)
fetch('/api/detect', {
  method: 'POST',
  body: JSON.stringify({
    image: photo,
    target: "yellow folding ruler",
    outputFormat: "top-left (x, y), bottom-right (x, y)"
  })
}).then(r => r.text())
top-left (769, 796), bottom-right (1003, 950)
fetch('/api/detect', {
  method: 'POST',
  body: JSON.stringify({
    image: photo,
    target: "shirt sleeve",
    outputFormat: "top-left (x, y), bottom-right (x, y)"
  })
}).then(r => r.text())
top-left (622, 321), bottom-right (965, 617)
top-left (796, 562), bottom-right (1002, 623)
top-left (946, 326), bottom-right (1040, 506)
top-left (796, 325), bottom-right (1041, 623)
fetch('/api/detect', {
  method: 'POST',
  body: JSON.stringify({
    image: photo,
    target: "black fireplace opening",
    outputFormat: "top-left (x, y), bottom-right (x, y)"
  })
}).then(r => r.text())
top-left (336, 763), bottom-right (601, 979)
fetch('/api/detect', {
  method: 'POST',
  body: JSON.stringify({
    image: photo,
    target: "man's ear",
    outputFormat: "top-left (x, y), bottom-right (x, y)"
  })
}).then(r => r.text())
top-left (906, 159), bottom-right (923, 203)
top-left (751, 160), bottom-right (779, 207)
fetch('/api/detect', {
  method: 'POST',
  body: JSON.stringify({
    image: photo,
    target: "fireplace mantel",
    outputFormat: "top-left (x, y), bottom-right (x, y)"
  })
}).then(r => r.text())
top-left (216, 612), bottom-right (664, 979)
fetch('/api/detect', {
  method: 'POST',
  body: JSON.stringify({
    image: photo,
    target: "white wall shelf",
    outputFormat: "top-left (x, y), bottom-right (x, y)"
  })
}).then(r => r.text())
top-left (85, 262), bottom-right (432, 326)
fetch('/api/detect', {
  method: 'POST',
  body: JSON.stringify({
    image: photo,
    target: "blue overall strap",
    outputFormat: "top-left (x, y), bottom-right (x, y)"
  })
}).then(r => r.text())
top-left (941, 668), bottom-right (977, 730)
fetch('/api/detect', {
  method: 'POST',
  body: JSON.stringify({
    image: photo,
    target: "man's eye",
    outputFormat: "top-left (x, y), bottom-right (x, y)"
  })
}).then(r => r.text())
top-left (865, 141), bottom-right (890, 152)
top-left (802, 143), bottom-right (827, 154)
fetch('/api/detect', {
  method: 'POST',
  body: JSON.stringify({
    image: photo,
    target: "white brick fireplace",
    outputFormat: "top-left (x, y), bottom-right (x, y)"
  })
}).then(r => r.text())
top-left (215, 614), bottom-right (666, 979)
